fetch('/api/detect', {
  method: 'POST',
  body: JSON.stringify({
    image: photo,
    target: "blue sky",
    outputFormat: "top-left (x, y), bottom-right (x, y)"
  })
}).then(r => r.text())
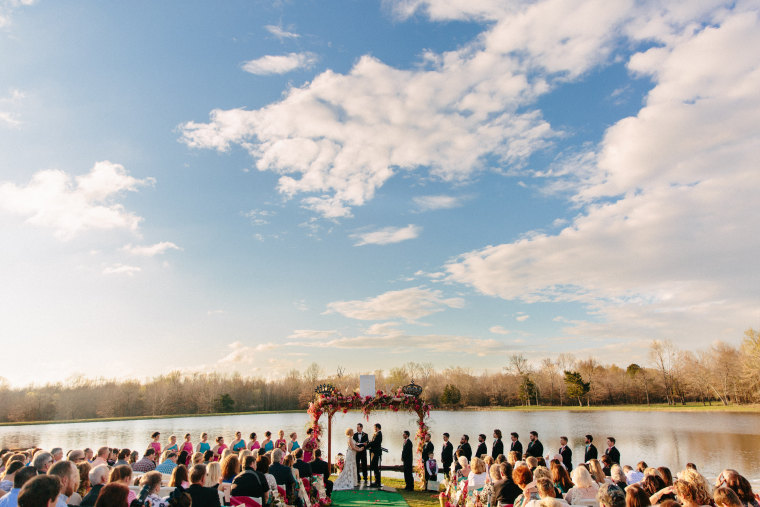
top-left (1, 0), bottom-right (758, 385)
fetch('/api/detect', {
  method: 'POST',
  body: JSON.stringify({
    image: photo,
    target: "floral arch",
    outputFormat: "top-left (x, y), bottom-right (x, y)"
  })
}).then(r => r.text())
top-left (307, 384), bottom-right (433, 488)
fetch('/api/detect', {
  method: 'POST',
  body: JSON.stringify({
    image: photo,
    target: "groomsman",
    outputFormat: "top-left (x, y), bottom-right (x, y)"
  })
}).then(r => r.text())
top-left (457, 435), bottom-right (472, 462)
top-left (605, 437), bottom-right (620, 464)
top-left (509, 432), bottom-right (523, 456)
top-left (584, 435), bottom-right (598, 462)
top-left (401, 431), bottom-right (414, 491)
top-left (441, 433), bottom-right (454, 478)
top-left (476, 434), bottom-right (487, 458)
top-left (367, 424), bottom-right (383, 487)
top-left (422, 433), bottom-right (434, 486)
top-left (558, 436), bottom-right (572, 471)
top-left (525, 431), bottom-right (543, 458)
top-left (492, 430), bottom-right (504, 459)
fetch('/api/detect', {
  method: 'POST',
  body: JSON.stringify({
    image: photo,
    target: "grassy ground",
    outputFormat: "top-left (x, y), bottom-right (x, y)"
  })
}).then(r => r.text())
top-left (382, 478), bottom-right (440, 507)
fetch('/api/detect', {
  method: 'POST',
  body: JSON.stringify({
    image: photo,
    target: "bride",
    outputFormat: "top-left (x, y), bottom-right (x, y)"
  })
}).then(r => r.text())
top-left (333, 428), bottom-right (364, 490)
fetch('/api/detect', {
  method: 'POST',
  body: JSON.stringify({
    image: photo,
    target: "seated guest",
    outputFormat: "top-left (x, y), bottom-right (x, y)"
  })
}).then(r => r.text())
top-left (187, 464), bottom-right (221, 507)
top-left (468, 457), bottom-right (488, 490)
top-left (203, 450), bottom-right (215, 464)
top-left (641, 475), bottom-right (674, 504)
top-left (610, 465), bottom-right (627, 490)
top-left (205, 462), bottom-right (222, 488)
top-left (221, 455), bottom-right (241, 484)
top-left (597, 484), bottom-right (626, 507)
top-left (588, 459), bottom-right (608, 485)
top-left (292, 449), bottom-right (312, 482)
top-left (230, 455), bottom-right (269, 503)
top-left (155, 452), bottom-right (179, 474)
top-left (673, 478), bottom-right (713, 507)
top-left (32, 452), bottom-right (54, 475)
top-left (256, 455), bottom-right (278, 497)
top-left (169, 465), bottom-right (190, 489)
top-left (90, 448), bottom-right (110, 468)
top-left (625, 464), bottom-right (644, 485)
top-left (0, 462), bottom-right (24, 493)
top-left (456, 456), bottom-right (470, 480)
top-left (132, 449), bottom-right (157, 472)
top-left (528, 477), bottom-right (568, 507)
top-left (48, 460), bottom-right (80, 507)
top-left (625, 484), bottom-right (651, 507)
top-left (657, 467), bottom-right (673, 487)
top-left (564, 466), bottom-right (599, 504)
top-left (139, 471), bottom-right (169, 507)
top-left (18, 475), bottom-right (61, 507)
top-left (93, 483), bottom-right (129, 507)
top-left (108, 465), bottom-right (137, 505)
top-left (310, 450), bottom-right (332, 497)
top-left (551, 461), bottom-right (574, 495)
top-left (719, 469), bottom-right (759, 507)
top-left (114, 449), bottom-right (130, 467)
top-left (513, 466), bottom-right (540, 507)
top-left (67, 450), bottom-right (86, 464)
top-left (714, 487), bottom-right (744, 507)
top-left (492, 462), bottom-right (522, 506)
top-left (68, 461), bottom-right (91, 505)
top-left (81, 465), bottom-right (109, 507)
top-left (0, 467), bottom-right (36, 507)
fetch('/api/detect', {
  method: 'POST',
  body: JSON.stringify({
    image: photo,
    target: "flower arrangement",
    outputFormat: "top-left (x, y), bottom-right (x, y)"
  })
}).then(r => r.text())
top-left (335, 454), bottom-right (345, 473)
top-left (439, 477), bottom-right (468, 507)
top-left (310, 476), bottom-right (331, 507)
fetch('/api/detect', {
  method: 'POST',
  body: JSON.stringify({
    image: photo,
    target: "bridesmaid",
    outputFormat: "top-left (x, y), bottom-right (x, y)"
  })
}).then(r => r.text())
top-left (261, 431), bottom-right (274, 452)
top-left (302, 428), bottom-right (317, 463)
top-left (247, 432), bottom-right (260, 451)
top-left (287, 432), bottom-right (300, 453)
top-left (274, 430), bottom-right (287, 451)
top-left (212, 436), bottom-right (227, 461)
top-left (149, 432), bottom-right (162, 455)
top-left (165, 435), bottom-right (179, 452)
top-left (231, 431), bottom-right (246, 452)
top-left (197, 433), bottom-right (211, 454)
top-left (181, 434), bottom-right (194, 464)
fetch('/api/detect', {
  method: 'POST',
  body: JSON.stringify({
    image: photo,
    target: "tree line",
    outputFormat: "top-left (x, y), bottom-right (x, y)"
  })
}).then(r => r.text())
top-left (0, 328), bottom-right (758, 423)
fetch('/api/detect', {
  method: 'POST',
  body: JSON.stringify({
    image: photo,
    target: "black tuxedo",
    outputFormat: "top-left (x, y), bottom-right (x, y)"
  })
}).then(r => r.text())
top-left (605, 445), bottom-right (620, 464)
top-left (526, 439), bottom-right (543, 458)
top-left (187, 484), bottom-right (222, 507)
top-left (492, 439), bottom-right (504, 459)
top-left (353, 431), bottom-right (369, 481)
top-left (559, 445), bottom-right (572, 471)
top-left (311, 458), bottom-right (333, 497)
top-left (422, 441), bottom-right (434, 481)
top-left (294, 459), bottom-right (312, 481)
top-left (367, 430), bottom-right (383, 486)
top-left (402, 439), bottom-right (414, 490)
top-left (492, 478), bottom-right (522, 505)
top-left (476, 442), bottom-right (487, 458)
top-left (509, 440), bottom-right (523, 456)
top-left (584, 443), bottom-right (598, 462)
top-left (441, 441), bottom-right (453, 478)
top-left (458, 442), bottom-right (472, 461)
top-left (231, 469), bottom-right (269, 500)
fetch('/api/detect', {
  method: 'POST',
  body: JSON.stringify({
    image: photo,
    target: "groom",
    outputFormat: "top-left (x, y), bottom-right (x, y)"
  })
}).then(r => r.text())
top-left (353, 423), bottom-right (369, 482)
top-left (367, 423), bottom-right (383, 487)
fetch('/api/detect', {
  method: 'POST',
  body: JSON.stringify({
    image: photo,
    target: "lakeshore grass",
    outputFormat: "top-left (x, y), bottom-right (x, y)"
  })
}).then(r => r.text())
top-left (2, 403), bottom-right (759, 427)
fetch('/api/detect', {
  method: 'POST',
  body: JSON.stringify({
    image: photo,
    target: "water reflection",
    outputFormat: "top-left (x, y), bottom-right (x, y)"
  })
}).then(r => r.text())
top-left (2, 410), bottom-right (759, 481)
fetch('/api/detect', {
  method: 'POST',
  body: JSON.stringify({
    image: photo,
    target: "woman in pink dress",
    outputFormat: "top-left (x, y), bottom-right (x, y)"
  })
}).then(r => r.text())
top-left (181, 433), bottom-right (194, 464)
top-left (248, 432), bottom-right (260, 451)
top-left (302, 427), bottom-right (318, 463)
top-left (274, 430), bottom-right (287, 451)
top-left (149, 432), bottom-right (161, 455)
top-left (212, 436), bottom-right (228, 462)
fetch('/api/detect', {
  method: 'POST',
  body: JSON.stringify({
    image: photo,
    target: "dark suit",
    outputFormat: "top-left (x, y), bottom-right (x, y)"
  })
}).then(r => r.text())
top-left (605, 446), bottom-right (620, 464)
top-left (525, 439), bottom-right (543, 458)
top-left (559, 445), bottom-right (572, 471)
top-left (458, 442), bottom-right (472, 461)
top-left (492, 439), bottom-right (504, 459)
top-left (492, 478), bottom-right (522, 505)
top-left (402, 438), bottom-right (414, 491)
top-left (187, 483), bottom-right (222, 507)
top-left (422, 441), bottom-right (434, 482)
top-left (81, 484), bottom-right (103, 507)
top-left (231, 469), bottom-right (269, 500)
top-left (367, 430), bottom-right (383, 486)
top-left (441, 441), bottom-right (453, 478)
top-left (509, 440), bottom-right (523, 456)
top-left (476, 442), bottom-right (487, 458)
top-left (584, 443), bottom-right (598, 462)
top-left (353, 431), bottom-right (369, 481)
top-left (294, 459), bottom-right (312, 481)
top-left (311, 458), bottom-right (333, 497)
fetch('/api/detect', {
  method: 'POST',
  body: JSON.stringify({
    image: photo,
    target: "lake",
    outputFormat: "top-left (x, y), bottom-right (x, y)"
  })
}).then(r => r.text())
top-left (2, 410), bottom-right (759, 482)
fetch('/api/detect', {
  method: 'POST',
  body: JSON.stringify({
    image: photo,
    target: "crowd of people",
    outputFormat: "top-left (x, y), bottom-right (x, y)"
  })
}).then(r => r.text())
top-left (431, 429), bottom-right (760, 507)
top-left (0, 428), bottom-right (328, 507)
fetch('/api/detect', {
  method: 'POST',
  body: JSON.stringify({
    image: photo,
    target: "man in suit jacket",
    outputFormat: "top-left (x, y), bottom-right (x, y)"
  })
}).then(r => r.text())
top-left (402, 431), bottom-right (414, 491)
top-left (311, 450), bottom-right (332, 497)
top-left (353, 423), bottom-right (369, 482)
top-left (441, 433), bottom-right (454, 479)
top-left (605, 437), bottom-right (620, 464)
top-left (476, 434), bottom-right (488, 458)
top-left (457, 435), bottom-right (472, 462)
top-left (187, 464), bottom-right (222, 507)
top-left (231, 455), bottom-right (270, 503)
top-left (525, 431), bottom-right (543, 458)
top-left (584, 435), bottom-right (598, 462)
top-left (293, 448), bottom-right (312, 481)
top-left (492, 429), bottom-right (504, 459)
top-left (81, 465), bottom-right (108, 507)
top-left (367, 423), bottom-right (383, 487)
top-left (509, 432), bottom-right (523, 457)
top-left (422, 433), bottom-right (434, 486)
top-left (559, 436), bottom-right (573, 471)
top-left (492, 462), bottom-right (522, 505)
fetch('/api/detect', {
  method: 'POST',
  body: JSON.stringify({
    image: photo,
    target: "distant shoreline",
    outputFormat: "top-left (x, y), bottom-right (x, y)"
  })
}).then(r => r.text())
top-left (2, 403), bottom-right (759, 427)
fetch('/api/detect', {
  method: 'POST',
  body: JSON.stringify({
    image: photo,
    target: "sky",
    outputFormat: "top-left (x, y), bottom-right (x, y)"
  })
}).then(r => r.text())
top-left (0, 0), bottom-right (758, 386)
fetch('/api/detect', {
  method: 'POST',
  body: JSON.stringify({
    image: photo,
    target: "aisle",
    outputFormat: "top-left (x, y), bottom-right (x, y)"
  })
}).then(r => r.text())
top-left (331, 489), bottom-right (408, 507)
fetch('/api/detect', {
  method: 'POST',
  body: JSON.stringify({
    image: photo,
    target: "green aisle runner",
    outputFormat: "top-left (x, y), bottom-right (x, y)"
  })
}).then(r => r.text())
top-left (331, 489), bottom-right (408, 507)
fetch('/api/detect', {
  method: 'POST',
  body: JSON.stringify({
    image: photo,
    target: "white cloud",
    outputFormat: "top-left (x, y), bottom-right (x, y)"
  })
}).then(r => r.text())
top-left (515, 314), bottom-right (530, 322)
top-left (102, 264), bottom-right (141, 277)
top-left (0, 0), bottom-right (35, 28)
top-left (489, 325), bottom-right (510, 335)
top-left (351, 224), bottom-right (421, 246)
top-left (0, 161), bottom-right (154, 240)
top-left (123, 242), bottom-right (181, 257)
top-left (326, 286), bottom-right (464, 323)
top-left (413, 194), bottom-right (465, 211)
top-left (243, 209), bottom-right (275, 226)
top-left (446, 4), bottom-right (760, 350)
top-left (242, 52), bottom-right (318, 75)
top-left (288, 329), bottom-right (338, 340)
top-left (265, 24), bottom-right (300, 39)
top-left (0, 88), bottom-right (25, 127)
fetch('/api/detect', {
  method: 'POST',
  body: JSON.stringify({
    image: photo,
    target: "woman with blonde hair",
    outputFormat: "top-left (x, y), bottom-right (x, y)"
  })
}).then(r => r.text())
top-left (611, 464), bottom-right (627, 490)
top-left (205, 461), bottom-right (222, 488)
top-left (191, 452), bottom-right (204, 465)
top-left (565, 466), bottom-right (599, 504)
top-left (468, 457), bottom-right (488, 490)
top-left (588, 459), bottom-right (608, 485)
top-left (680, 468), bottom-right (713, 506)
top-left (456, 455), bottom-right (471, 481)
top-left (674, 478), bottom-right (713, 507)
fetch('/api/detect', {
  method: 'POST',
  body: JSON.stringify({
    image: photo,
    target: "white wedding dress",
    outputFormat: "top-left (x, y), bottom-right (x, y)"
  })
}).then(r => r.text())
top-left (333, 437), bottom-right (360, 490)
